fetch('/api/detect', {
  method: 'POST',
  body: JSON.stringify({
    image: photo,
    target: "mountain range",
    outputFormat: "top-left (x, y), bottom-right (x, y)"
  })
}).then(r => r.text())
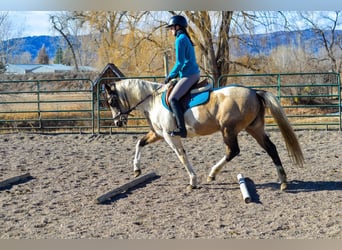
top-left (4, 35), bottom-right (64, 60)
top-left (2, 29), bottom-right (342, 63)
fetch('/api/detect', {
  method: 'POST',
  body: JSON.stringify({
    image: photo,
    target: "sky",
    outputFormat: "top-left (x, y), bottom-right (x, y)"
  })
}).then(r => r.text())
top-left (7, 11), bottom-right (55, 38)
top-left (4, 10), bottom-right (342, 39)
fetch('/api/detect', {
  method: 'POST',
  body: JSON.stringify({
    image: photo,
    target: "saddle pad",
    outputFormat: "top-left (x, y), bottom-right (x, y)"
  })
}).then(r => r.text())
top-left (161, 89), bottom-right (210, 112)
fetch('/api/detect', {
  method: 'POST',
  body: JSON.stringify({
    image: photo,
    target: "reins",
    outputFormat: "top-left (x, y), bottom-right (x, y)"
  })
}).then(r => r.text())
top-left (112, 83), bottom-right (166, 120)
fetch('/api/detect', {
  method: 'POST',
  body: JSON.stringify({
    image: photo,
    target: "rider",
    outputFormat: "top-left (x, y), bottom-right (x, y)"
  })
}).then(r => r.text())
top-left (165, 15), bottom-right (200, 138)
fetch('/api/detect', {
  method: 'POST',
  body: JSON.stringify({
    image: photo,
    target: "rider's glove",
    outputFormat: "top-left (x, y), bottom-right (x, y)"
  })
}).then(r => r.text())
top-left (164, 77), bottom-right (170, 84)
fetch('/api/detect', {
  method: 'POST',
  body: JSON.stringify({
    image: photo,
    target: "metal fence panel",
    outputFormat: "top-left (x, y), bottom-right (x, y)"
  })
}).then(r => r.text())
top-left (0, 78), bottom-right (94, 133)
top-left (0, 73), bottom-right (340, 134)
top-left (218, 72), bottom-right (341, 130)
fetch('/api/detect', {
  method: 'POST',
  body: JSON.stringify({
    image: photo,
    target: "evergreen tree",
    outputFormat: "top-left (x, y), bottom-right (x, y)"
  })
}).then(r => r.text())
top-left (36, 44), bottom-right (49, 64)
top-left (53, 47), bottom-right (63, 64)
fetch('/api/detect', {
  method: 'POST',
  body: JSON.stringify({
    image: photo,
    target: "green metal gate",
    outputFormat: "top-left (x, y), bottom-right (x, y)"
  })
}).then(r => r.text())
top-left (0, 78), bottom-right (94, 133)
top-left (218, 72), bottom-right (341, 130)
top-left (0, 72), bottom-right (341, 134)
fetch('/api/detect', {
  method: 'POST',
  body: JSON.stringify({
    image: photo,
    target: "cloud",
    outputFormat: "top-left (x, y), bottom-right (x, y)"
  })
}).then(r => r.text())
top-left (8, 11), bottom-right (55, 38)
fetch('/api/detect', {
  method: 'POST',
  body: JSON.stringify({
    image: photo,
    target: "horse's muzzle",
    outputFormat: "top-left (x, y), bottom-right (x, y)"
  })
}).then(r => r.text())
top-left (115, 120), bottom-right (124, 127)
top-left (114, 115), bottom-right (127, 127)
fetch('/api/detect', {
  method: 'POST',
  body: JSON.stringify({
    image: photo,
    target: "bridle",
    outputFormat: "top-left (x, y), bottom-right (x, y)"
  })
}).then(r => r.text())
top-left (107, 82), bottom-right (165, 122)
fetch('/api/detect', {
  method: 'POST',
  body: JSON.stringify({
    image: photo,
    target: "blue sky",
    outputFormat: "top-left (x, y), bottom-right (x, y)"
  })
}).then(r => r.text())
top-left (5, 11), bottom-right (342, 39)
top-left (8, 11), bottom-right (54, 38)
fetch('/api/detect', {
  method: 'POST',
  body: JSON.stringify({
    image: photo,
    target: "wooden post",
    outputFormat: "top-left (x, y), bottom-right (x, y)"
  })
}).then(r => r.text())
top-left (96, 172), bottom-right (158, 204)
top-left (164, 52), bottom-right (169, 77)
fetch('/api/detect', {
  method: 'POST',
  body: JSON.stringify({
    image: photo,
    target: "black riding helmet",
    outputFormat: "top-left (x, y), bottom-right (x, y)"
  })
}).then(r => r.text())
top-left (166, 15), bottom-right (188, 28)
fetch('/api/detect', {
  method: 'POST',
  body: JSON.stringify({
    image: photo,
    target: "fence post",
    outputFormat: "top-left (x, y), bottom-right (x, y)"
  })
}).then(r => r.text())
top-left (338, 73), bottom-right (341, 131)
top-left (96, 80), bottom-right (100, 134)
top-left (277, 74), bottom-right (281, 100)
top-left (164, 52), bottom-right (169, 77)
top-left (91, 81), bottom-right (95, 134)
top-left (37, 80), bottom-right (42, 129)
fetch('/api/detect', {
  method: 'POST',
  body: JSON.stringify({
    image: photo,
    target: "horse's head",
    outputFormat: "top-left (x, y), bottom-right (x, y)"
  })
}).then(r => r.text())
top-left (104, 83), bottom-right (128, 127)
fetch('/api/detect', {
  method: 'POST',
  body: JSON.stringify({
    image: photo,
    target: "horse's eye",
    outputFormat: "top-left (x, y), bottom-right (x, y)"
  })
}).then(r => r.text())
top-left (109, 95), bottom-right (118, 107)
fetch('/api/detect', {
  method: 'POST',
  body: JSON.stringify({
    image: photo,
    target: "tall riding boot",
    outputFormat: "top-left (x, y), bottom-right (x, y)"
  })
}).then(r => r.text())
top-left (169, 99), bottom-right (187, 138)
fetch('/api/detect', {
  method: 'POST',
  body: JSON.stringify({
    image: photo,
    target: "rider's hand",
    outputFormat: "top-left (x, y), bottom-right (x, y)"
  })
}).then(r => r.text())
top-left (164, 77), bottom-right (170, 84)
top-left (170, 79), bottom-right (178, 87)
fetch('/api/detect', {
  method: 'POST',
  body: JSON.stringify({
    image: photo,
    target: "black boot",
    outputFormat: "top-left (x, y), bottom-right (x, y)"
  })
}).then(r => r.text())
top-left (169, 99), bottom-right (187, 138)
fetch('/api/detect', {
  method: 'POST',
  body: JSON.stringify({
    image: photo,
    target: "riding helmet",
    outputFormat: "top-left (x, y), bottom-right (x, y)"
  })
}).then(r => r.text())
top-left (166, 15), bottom-right (188, 28)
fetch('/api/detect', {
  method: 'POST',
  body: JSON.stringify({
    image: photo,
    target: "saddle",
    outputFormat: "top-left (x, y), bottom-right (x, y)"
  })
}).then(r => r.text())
top-left (162, 78), bottom-right (213, 112)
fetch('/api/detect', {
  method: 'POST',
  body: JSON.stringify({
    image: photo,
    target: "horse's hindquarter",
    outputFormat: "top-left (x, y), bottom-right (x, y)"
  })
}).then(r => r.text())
top-left (188, 86), bottom-right (260, 135)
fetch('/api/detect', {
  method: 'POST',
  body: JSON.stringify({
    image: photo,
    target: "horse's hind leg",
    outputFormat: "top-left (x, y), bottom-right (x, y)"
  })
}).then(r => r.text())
top-left (133, 130), bottom-right (162, 177)
top-left (208, 130), bottom-right (240, 182)
top-left (246, 127), bottom-right (287, 190)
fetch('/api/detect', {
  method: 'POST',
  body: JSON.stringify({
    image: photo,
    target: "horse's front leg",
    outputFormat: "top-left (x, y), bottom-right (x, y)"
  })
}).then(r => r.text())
top-left (133, 130), bottom-right (162, 177)
top-left (164, 134), bottom-right (197, 189)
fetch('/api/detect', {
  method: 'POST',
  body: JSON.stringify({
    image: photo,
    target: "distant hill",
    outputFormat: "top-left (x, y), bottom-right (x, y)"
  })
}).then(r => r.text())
top-left (232, 29), bottom-right (342, 56)
top-left (3, 35), bottom-right (65, 60)
top-left (2, 29), bottom-right (342, 62)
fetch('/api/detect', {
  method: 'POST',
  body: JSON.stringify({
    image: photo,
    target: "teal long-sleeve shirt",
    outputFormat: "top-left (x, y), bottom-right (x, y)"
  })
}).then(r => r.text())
top-left (168, 31), bottom-right (200, 79)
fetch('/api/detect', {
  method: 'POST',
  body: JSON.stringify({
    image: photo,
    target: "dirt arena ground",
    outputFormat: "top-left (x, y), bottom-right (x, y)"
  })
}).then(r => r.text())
top-left (0, 130), bottom-right (341, 239)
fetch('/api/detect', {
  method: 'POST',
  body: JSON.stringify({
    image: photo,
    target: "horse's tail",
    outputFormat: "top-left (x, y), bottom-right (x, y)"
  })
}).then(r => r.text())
top-left (256, 90), bottom-right (304, 167)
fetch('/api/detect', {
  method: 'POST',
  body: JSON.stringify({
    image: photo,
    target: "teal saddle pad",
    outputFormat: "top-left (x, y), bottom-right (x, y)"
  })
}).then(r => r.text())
top-left (161, 89), bottom-right (211, 112)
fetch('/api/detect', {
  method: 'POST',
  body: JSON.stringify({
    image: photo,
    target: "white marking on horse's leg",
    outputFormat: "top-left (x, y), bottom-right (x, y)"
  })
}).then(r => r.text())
top-left (178, 153), bottom-right (197, 187)
top-left (275, 165), bottom-right (287, 190)
top-left (164, 135), bottom-right (197, 188)
top-left (133, 139), bottom-right (142, 175)
top-left (208, 156), bottom-right (227, 181)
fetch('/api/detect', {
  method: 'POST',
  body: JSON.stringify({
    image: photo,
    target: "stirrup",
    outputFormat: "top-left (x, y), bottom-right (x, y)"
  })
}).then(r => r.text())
top-left (169, 128), bottom-right (187, 138)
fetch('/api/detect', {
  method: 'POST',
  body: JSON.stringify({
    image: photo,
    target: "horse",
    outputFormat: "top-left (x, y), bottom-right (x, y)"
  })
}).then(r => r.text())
top-left (104, 78), bottom-right (304, 191)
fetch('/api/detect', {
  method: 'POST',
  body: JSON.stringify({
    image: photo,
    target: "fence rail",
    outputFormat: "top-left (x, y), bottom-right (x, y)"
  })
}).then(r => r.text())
top-left (0, 78), bottom-right (95, 133)
top-left (0, 72), bottom-right (341, 134)
top-left (218, 72), bottom-right (341, 130)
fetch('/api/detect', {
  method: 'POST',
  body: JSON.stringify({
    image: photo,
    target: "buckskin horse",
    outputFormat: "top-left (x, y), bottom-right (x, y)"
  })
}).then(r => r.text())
top-left (104, 78), bottom-right (304, 190)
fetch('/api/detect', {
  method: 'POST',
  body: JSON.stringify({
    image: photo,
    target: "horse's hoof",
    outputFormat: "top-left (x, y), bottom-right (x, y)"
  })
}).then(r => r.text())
top-left (207, 176), bottom-right (215, 182)
top-left (280, 182), bottom-right (287, 191)
top-left (187, 185), bottom-right (197, 191)
top-left (134, 170), bottom-right (141, 178)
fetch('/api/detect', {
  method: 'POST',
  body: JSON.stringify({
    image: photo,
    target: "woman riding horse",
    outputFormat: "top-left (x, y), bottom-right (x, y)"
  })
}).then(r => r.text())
top-left (164, 15), bottom-right (200, 138)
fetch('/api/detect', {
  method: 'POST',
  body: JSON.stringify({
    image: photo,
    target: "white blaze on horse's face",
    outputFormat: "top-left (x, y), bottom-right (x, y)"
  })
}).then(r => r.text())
top-left (104, 84), bottom-right (127, 127)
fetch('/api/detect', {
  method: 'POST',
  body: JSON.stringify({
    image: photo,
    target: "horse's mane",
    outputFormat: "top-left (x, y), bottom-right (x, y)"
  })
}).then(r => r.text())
top-left (116, 79), bottom-right (165, 104)
top-left (124, 78), bottom-right (163, 90)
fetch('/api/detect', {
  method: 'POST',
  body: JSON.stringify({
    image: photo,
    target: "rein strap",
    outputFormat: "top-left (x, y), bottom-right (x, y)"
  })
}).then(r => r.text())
top-left (114, 84), bottom-right (165, 119)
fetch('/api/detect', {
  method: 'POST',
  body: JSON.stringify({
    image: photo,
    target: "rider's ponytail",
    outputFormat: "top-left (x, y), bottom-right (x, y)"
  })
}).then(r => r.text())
top-left (177, 28), bottom-right (194, 46)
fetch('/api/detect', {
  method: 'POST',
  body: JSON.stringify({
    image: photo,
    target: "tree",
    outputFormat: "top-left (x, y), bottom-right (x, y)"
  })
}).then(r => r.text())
top-left (182, 11), bottom-right (233, 84)
top-left (168, 11), bottom-right (272, 84)
top-left (299, 11), bottom-right (342, 73)
top-left (69, 11), bottom-right (291, 81)
top-left (8, 51), bottom-right (32, 64)
top-left (0, 12), bottom-right (8, 65)
top-left (62, 47), bottom-right (74, 66)
top-left (73, 11), bottom-right (128, 69)
top-left (47, 11), bottom-right (342, 79)
top-left (71, 11), bottom-right (170, 74)
top-left (50, 12), bottom-right (80, 71)
top-left (53, 47), bottom-right (63, 64)
top-left (36, 44), bottom-right (49, 64)
top-left (0, 11), bottom-right (24, 65)
top-left (267, 45), bottom-right (311, 72)
top-left (0, 61), bottom-right (5, 74)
